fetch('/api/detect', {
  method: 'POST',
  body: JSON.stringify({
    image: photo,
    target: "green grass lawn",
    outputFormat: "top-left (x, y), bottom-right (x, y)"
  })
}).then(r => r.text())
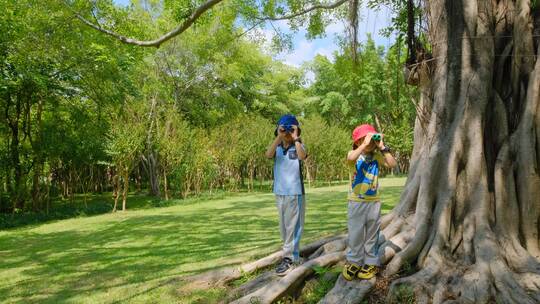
top-left (0, 177), bottom-right (405, 304)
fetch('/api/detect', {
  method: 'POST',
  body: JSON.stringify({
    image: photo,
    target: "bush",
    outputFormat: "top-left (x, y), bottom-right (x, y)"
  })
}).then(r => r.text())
top-left (301, 116), bottom-right (350, 185)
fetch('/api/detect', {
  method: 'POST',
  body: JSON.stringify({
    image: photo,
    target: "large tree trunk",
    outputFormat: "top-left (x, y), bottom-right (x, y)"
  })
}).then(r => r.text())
top-left (376, 0), bottom-right (540, 302)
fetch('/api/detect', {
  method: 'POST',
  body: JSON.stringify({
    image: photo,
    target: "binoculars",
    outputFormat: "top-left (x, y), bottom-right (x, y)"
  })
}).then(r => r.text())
top-left (281, 125), bottom-right (294, 133)
top-left (372, 133), bottom-right (382, 141)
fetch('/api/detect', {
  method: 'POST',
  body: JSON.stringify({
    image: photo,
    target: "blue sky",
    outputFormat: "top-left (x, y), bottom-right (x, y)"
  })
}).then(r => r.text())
top-left (112, 0), bottom-right (395, 67)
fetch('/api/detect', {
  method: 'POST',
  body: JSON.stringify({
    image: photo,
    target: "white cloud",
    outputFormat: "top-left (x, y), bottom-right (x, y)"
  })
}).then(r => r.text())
top-left (280, 39), bottom-right (315, 67)
top-left (325, 20), bottom-right (346, 35)
top-left (277, 38), bottom-right (339, 68)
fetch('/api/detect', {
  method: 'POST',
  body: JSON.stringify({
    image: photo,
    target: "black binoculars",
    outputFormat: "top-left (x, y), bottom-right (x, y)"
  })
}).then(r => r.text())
top-left (281, 125), bottom-right (294, 133)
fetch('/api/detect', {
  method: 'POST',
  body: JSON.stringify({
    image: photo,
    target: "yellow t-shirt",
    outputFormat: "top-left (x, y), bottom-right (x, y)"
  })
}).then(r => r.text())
top-left (348, 152), bottom-right (385, 202)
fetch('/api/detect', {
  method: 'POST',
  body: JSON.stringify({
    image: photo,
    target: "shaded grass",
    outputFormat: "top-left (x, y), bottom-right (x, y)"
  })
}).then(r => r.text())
top-left (0, 189), bottom-right (258, 230)
top-left (1, 180), bottom-right (352, 230)
top-left (0, 177), bottom-right (405, 304)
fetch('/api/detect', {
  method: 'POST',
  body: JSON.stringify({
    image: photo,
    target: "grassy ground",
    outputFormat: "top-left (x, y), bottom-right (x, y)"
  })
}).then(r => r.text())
top-left (0, 177), bottom-right (405, 304)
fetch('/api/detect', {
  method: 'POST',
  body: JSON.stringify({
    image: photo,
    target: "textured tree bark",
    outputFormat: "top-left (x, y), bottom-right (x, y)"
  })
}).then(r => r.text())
top-left (318, 276), bottom-right (375, 304)
top-left (376, 0), bottom-right (540, 302)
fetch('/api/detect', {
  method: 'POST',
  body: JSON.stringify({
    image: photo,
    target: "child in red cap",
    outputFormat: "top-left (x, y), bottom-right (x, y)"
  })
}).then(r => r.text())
top-left (342, 124), bottom-right (397, 280)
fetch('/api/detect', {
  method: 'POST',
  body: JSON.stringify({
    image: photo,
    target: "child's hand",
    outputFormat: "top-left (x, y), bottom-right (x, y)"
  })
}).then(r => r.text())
top-left (277, 125), bottom-right (287, 139)
top-left (376, 135), bottom-right (385, 150)
top-left (291, 125), bottom-right (299, 140)
top-left (362, 133), bottom-right (374, 147)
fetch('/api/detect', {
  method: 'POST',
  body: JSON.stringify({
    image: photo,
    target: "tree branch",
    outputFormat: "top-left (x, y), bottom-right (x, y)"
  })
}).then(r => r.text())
top-left (72, 0), bottom-right (349, 47)
top-left (258, 0), bottom-right (349, 21)
top-left (72, 0), bottom-right (225, 47)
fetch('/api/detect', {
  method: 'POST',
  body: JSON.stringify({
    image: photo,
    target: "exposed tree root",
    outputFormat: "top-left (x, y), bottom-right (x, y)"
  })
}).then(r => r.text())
top-left (308, 238), bottom-right (347, 260)
top-left (223, 272), bottom-right (281, 303)
top-left (318, 275), bottom-right (375, 304)
top-left (230, 251), bottom-right (345, 304)
top-left (181, 251), bottom-right (283, 291)
top-left (180, 234), bottom-right (345, 291)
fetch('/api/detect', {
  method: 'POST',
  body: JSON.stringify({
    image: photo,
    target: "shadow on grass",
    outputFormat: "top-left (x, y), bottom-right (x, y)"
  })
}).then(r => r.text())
top-left (0, 189), bottom-right (267, 230)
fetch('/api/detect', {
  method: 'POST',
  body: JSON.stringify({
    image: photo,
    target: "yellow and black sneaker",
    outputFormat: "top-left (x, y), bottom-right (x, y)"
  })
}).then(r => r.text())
top-left (342, 263), bottom-right (362, 281)
top-left (357, 264), bottom-right (378, 279)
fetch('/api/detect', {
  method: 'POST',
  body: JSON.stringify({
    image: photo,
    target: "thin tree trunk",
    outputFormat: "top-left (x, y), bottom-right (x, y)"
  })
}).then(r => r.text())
top-left (135, 165), bottom-right (142, 194)
top-left (8, 95), bottom-right (23, 212)
top-left (68, 169), bottom-right (74, 204)
top-left (163, 172), bottom-right (169, 200)
top-left (31, 98), bottom-right (44, 211)
top-left (45, 172), bottom-right (51, 214)
top-left (112, 173), bottom-right (120, 212)
top-left (122, 168), bottom-right (128, 211)
top-left (31, 160), bottom-right (43, 211)
top-left (142, 152), bottom-right (160, 196)
top-left (142, 94), bottom-right (160, 197)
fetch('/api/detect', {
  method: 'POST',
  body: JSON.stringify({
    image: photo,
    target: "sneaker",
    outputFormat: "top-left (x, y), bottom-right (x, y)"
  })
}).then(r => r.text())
top-left (342, 263), bottom-right (362, 281)
top-left (275, 257), bottom-right (294, 276)
top-left (357, 264), bottom-right (378, 279)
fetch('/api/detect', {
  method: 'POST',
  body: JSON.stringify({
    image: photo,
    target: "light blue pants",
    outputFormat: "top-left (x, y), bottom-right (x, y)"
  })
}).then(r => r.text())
top-left (276, 194), bottom-right (305, 262)
top-left (346, 200), bottom-right (381, 266)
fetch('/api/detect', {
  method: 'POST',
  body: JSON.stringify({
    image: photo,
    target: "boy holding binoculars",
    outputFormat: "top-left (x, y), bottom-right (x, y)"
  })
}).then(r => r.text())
top-left (342, 124), bottom-right (397, 280)
top-left (265, 114), bottom-right (307, 276)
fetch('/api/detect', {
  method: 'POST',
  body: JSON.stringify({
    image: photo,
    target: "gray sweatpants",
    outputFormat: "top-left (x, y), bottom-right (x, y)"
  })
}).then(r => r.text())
top-left (346, 200), bottom-right (381, 266)
top-left (276, 194), bottom-right (305, 262)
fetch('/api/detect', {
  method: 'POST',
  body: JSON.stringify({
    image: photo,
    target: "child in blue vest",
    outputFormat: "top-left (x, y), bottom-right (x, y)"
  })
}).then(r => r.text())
top-left (342, 124), bottom-right (397, 280)
top-left (265, 114), bottom-right (307, 276)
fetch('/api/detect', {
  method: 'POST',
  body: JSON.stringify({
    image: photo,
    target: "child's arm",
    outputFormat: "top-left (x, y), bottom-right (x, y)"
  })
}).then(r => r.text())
top-left (376, 136), bottom-right (397, 168)
top-left (265, 130), bottom-right (284, 159)
top-left (347, 133), bottom-right (373, 164)
top-left (291, 126), bottom-right (307, 160)
top-left (380, 149), bottom-right (397, 168)
top-left (295, 142), bottom-right (307, 160)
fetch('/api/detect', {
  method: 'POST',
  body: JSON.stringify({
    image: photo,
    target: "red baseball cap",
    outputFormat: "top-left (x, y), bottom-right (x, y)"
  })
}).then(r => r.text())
top-left (352, 124), bottom-right (378, 142)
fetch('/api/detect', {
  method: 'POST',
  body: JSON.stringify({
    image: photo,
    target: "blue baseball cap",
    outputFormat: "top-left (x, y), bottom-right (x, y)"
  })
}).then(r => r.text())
top-left (277, 114), bottom-right (299, 126)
